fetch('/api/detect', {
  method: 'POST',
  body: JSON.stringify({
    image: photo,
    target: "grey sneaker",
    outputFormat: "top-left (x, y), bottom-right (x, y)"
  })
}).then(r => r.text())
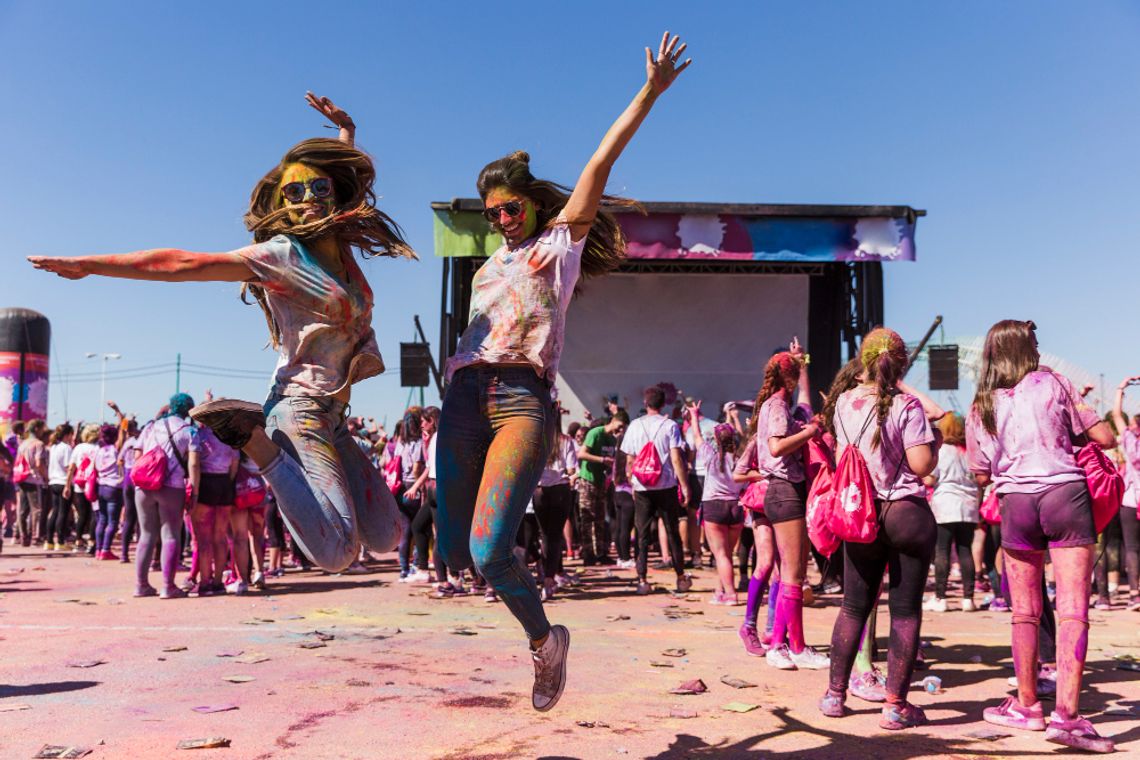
top-left (766, 644), bottom-right (797, 670)
top-left (531, 624), bottom-right (570, 712)
top-left (636, 581), bottom-right (652, 596)
top-left (676, 574), bottom-right (693, 593)
top-left (789, 646), bottom-right (830, 670)
top-left (189, 399), bottom-right (265, 449)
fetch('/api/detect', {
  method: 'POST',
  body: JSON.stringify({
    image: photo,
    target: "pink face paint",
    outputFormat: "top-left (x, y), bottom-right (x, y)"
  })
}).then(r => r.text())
top-left (484, 186), bottom-right (537, 245)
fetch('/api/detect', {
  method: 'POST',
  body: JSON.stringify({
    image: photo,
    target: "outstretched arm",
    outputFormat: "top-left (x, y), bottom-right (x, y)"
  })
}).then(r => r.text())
top-left (306, 92), bottom-right (355, 147)
top-left (1113, 377), bottom-right (1138, 434)
top-left (789, 337), bottom-right (811, 412)
top-left (29, 247), bottom-right (253, 282)
top-left (561, 32), bottom-right (691, 242)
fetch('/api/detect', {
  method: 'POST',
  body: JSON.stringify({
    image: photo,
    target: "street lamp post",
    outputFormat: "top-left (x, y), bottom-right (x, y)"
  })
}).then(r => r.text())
top-left (86, 352), bottom-right (122, 422)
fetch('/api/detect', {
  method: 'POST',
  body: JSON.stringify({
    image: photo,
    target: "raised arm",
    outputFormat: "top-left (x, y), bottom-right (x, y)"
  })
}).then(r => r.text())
top-left (306, 92), bottom-right (355, 147)
top-left (29, 248), bottom-right (253, 282)
top-left (789, 337), bottom-right (811, 412)
top-left (1112, 377), bottom-right (1138, 435)
top-left (561, 32), bottom-right (691, 242)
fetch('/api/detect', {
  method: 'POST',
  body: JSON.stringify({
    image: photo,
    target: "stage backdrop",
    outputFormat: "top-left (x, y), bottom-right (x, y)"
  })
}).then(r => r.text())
top-left (554, 273), bottom-right (809, 422)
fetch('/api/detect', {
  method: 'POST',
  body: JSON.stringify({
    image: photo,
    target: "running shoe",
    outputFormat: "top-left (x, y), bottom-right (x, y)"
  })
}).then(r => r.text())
top-left (961, 598), bottom-right (977, 612)
top-left (789, 646), bottom-right (830, 670)
top-left (102, 551), bottom-right (119, 561)
top-left (133, 585), bottom-right (158, 598)
top-left (635, 581), bottom-right (652, 596)
top-left (160, 586), bottom-right (187, 600)
top-left (540, 582), bottom-right (556, 603)
top-left (818, 690), bottom-right (847, 718)
top-left (708, 592), bottom-right (726, 605)
top-left (1094, 598), bottom-right (1112, 611)
top-left (341, 561), bottom-right (371, 576)
top-left (880, 702), bottom-right (927, 730)
top-left (616, 559), bottom-right (636, 569)
top-left (988, 598), bottom-right (1011, 612)
top-left (738, 624), bottom-right (766, 657)
top-left (676, 574), bottom-right (693, 593)
top-left (531, 624), bottom-right (570, 712)
top-left (1044, 711), bottom-right (1115, 753)
top-left (923, 596), bottom-right (948, 613)
top-left (849, 668), bottom-right (888, 702)
top-left (42, 541), bottom-right (52, 551)
top-left (483, 588), bottom-right (498, 603)
top-left (982, 696), bottom-right (1046, 730)
top-left (251, 572), bottom-right (266, 590)
top-left (1006, 666), bottom-right (1057, 696)
top-left (765, 644), bottom-right (796, 670)
top-left (1127, 596), bottom-right (1140, 611)
top-left (652, 560), bottom-right (674, 571)
top-left (403, 569), bottom-right (432, 583)
top-left (189, 399), bottom-right (266, 449)
top-left (226, 580), bottom-right (249, 595)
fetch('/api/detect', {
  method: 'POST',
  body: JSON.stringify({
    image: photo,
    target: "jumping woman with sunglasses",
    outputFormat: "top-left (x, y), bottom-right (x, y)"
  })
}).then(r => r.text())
top-left (29, 93), bottom-right (413, 573)
top-left (435, 32), bottom-right (692, 713)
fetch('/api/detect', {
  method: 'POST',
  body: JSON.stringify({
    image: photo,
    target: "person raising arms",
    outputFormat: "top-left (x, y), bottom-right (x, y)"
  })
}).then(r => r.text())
top-left (29, 94), bottom-right (412, 574)
top-left (435, 33), bottom-right (692, 713)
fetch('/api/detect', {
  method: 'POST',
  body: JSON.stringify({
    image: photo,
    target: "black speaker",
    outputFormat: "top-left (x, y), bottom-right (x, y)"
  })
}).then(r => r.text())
top-left (399, 342), bottom-right (432, 388)
top-left (928, 345), bottom-right (959, 391)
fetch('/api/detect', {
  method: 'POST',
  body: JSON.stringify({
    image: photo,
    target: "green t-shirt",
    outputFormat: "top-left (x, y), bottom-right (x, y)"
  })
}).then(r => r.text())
top-left (578, 426), bottom-right (616, 484)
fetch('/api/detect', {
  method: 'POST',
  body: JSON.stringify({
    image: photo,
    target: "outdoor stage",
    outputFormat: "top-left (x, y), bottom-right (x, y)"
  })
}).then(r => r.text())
top-left (432, 201), bottom-right (924, 419)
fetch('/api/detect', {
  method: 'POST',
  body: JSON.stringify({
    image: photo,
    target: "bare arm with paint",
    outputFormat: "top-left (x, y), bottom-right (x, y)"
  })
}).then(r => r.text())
top-left (28, 248), bottom-right (253, 282)
top-left (1112, 376), bottom-right (1139, 435)
top-left (561, 32), bottom-right (691, 242)
top-left (305, 91), bottom-right (355, 147)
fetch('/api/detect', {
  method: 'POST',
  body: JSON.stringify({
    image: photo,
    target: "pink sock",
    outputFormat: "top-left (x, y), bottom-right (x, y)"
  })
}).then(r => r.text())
top-left (781, 585), bottom-right (806, 654)
top-left (771, 588), bottom-right (789, 648)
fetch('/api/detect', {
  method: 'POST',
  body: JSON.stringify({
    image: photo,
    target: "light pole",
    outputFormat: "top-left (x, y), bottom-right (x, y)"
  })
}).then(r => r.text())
top-left (86, 352), bottom-right (122, 422)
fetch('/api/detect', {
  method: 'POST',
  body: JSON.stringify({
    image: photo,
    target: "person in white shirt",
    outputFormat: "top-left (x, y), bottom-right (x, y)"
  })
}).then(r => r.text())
top-left (620, 385), bottom-right (691, 595)
top-left (923, 413), bottom-right (981, 613)
top-left (45, 423), bottom-right (75, 550)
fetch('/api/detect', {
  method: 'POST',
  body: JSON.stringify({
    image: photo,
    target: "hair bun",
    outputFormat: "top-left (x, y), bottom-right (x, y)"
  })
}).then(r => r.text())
top-left (508, 150), bottom-right (531, 165)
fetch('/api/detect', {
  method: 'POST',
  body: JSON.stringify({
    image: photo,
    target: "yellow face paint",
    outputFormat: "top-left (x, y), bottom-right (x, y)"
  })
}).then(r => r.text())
top-left (484, 186), bottom-right (537, 245)
top-left (279, 163), bottom-right (336, 225)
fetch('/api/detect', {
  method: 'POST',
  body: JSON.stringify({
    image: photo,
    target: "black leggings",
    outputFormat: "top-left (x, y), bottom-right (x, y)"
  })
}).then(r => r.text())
top-left (934, 521), bottom-right (976, 598)
top-left (1094, 511), bottom-right (1123, 599)
top-left (411, 498), bottom-right (434, 572)
top-left (614, 490), bottom-right (635, 562)
top-left (73, 491), bottom-right (93, 543)
top-left (532, 483), bottom-right (573, 579)
top-left (47, 484), bottom-right (71, 544)
top-left (120, 485), bottom-right (137, 558)
top-left (634, 488), bottom-right (684, 579)
top-left (829, 496), bottom-right (936, 702)
top-left (1121, 506), bottom-right (1140, 600)
top-left (265, 496), bottom-right (286, 549)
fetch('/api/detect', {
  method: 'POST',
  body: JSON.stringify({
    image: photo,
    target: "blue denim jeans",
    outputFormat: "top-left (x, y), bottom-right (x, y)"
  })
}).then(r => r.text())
top-left (436, 366), bottom-right (556, 640)
top-left (261, 392), bottom-right (403, 572)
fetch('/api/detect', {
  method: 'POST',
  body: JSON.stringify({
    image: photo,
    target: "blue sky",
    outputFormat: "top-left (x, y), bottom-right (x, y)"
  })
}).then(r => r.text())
top-left (3, 1), bottom-right (1138, 426)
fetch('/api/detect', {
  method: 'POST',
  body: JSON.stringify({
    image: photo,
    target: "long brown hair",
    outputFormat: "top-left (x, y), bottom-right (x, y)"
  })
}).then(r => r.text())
top-left (476, 151), bottom-right (640, 281)
top-left (242, 138), bottom-right (416, 347)
top-left (821, 358), bottom-right (864, 435)
top-left (745, 352), bottom-right (801, 442)
top-left (860, 327), bottom-right (909, 449)
top-left (972, 319), bottom-right (1040, 436)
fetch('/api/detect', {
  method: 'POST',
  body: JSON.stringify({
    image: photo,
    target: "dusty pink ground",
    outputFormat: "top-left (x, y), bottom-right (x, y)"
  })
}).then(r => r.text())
top-left (1, 547), bottom-right (1137, 759)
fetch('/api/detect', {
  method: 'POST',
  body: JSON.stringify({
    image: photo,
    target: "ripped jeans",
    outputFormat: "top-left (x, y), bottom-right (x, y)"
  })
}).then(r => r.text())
top-left (436, 366), bottom-right (556, 640)
top-left (260, 392), bottom-right (403, 572)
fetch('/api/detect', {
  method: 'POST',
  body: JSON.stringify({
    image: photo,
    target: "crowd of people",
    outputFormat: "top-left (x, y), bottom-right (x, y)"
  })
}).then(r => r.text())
top-left (20, 30), bottom-right (1133, 753)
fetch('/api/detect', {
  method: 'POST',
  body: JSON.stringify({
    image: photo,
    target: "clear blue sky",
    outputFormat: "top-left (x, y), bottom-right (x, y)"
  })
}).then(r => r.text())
top-left (3, 1), bottom-right (1138, 425)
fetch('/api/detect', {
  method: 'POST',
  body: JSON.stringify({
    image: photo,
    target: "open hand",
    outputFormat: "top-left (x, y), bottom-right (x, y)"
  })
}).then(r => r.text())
top-left (645, 32), bottom-right (691, 96)
top-left (305, 91), bottom-right (355, 133)
top-left (789, 336), bottom-right (805, 360)
top-left (28, 256), bottom-right (89, 279)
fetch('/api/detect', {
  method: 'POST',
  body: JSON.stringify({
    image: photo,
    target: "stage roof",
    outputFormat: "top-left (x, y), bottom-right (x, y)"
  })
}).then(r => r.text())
top-left (432, 199), bottom-right (925, 263)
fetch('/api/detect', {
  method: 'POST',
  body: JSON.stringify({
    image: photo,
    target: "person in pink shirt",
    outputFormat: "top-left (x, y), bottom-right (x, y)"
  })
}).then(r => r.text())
top-left (736, 338), bottom-right (829, 672)
top-left (818, 328), bottom-right (942, 730)
top-left (968, 320), bottom-right (1116, 754)
top-left (1111, 375), bottom-right (1140, 611)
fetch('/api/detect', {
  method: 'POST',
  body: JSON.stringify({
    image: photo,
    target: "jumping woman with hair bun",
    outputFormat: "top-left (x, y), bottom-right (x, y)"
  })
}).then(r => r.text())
top-left (29, 93), bottom-right (412, 574)
top-left (435, 33), bottom-right (692, 713)
top-left (818, 328), bottom-right (942, 730)
top-left (967, 320), bottom-right (1116, 753)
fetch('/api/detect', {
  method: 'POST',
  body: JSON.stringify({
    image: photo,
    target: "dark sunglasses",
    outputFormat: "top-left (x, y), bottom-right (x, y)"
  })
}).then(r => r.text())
top-left (482, 200), bottom-right (525, 223)
top-left (281, 177), bottom-right (333, 204)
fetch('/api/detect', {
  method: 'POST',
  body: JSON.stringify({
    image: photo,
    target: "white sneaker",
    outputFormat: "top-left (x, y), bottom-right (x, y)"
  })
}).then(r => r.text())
top-left (617, 559), bottom-right (636, 569)
top-left (923, 596), bottom-right (948, 613)
top-left (405, 569), bottom-right (432, 583)
top-left (225, 580), bottom-right (248, 596)
top-left (789, 646), bottom-right (830, 670)
top-left (636, 581), bottom-right (652, 596)
top-left (961, 598), bottom-right (977, 612)
top-left (766, 644), bottom-right (797, 670)
top-left (531, 624), bottom-right (570, 712)
top-left (676, 574), bottom-right (693, 593)
top-left (1007, 667), bottom-right (1057, 695)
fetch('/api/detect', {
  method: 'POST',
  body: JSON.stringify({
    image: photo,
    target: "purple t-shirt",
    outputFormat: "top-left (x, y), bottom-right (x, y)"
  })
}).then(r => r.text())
top-left (966, 370), bottom-right (1100, 495)
top-left (94, 444), bottom-right (123, 488)
top-left (197, 426), bottom-right (238, 476)
top-left (834, 385), bottom-right (934, 501)
top-left (754, 393), bottom-right (806, 483)
top-left (395, 438), bottom-right (423, 485)
top-left (138, 417), bottom-right (199, 490)
top-left (698, 441), bottom-right (744, 501)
